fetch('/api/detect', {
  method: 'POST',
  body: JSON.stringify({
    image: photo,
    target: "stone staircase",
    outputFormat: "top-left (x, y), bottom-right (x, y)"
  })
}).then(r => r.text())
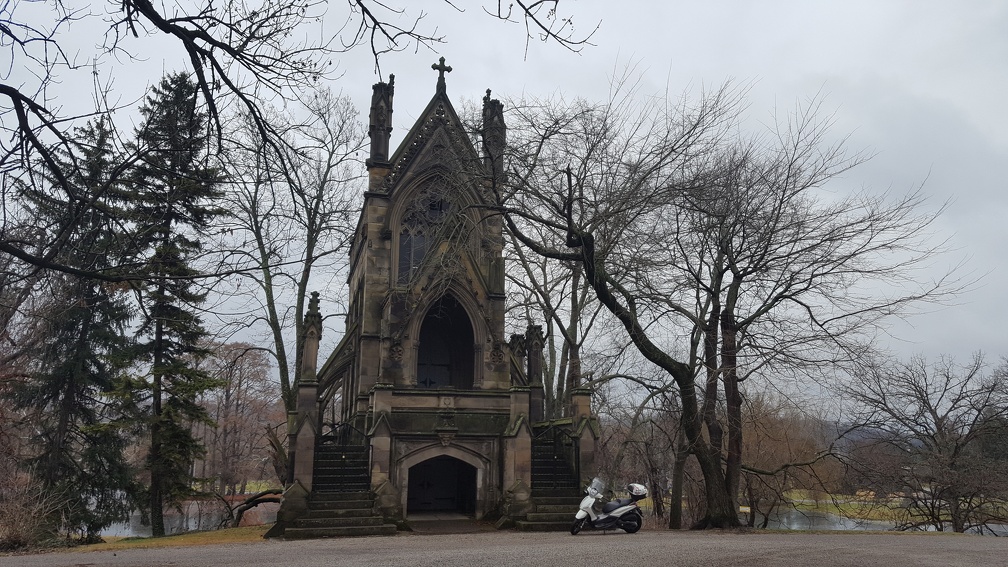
top-left (517, 435), bottom-right (583, 531)
top-left (312, 443), bottom-right (371, 492)
top-left (514, 492), bottom-right (584, 532)
top-left (281, 441), bottom-right (396, 538)
top-left (529, 434), bottom-right (580, 492)
top-left (284, 491), bottom-right (398, 539)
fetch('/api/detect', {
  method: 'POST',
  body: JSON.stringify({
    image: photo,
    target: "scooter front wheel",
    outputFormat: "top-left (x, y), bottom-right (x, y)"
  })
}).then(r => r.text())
top-left (570, 517), bottom-right (586, 535)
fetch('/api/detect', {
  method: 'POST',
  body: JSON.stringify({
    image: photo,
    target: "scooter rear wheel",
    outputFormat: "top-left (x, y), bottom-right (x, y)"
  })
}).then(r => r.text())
top-left (621, 512), bottom-right (642, 534)
top-left (570, 517), bottom-right (586, 535)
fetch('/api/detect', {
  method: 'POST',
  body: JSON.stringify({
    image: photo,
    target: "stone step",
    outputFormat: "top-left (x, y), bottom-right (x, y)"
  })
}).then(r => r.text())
top-left (526, 511), bottom-right (574, 522)
top-left (313, 468), bottom-right (369, 475)
top-left (314, 455), bottom-right (369, 463)
top-left (532, 468), bottom-right (576, 475)
top-left (313, 473), bottom-right (369, 480)
top-left (292, 516), bottom-right (385, 529)
top-left (314, 451), bottom-right (370, 462)
top-left (514, 520), bottom-right (572, 532)
top-left (528, 492), bottom-right (584, 500)
top-left (531, 463), bottom-right (575, 470)
top-left (313, 463), bottom-right (369, 470)
top-left (311, 490), bottom-right (373, 501)
top-left (314, 463), bottom-right (369, 471)
top-left (534, 504), bottom-right (582, 514)
top-left (313, 487), bottom-right (372, 495)
top-left (314, 466), bottom-right (368, 472)
top-left (532, 484), bottom-right (579, 491)
top-left (307, 498), bottom-right (374, 510)
top-left (531, 467), bottom-right (576, 474)
top-left (312, 483), bottom-right (371, 492)
top-left (302, 508), bottom-right (375, 519)
top-left (283, 523), bottom-right (398, 539)
top-left (312, 477), bottom-right (371, 484)
top-left (531, 457), bottom-right (574, 463)
top-left (315, 444), bottom-right (368, 451)
top-left (311, 473), bottom-right (370, 481)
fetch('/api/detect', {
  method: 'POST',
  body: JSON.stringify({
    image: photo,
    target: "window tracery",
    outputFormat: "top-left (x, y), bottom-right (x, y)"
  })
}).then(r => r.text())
top-left (397, 179), bottom-right (455, 285)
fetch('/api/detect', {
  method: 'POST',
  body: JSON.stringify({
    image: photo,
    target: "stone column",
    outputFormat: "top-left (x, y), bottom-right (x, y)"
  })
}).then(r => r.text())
top-left (570, 386), bottom-right (597, 484)
top-left (275, 292), bottom-right (323, 530)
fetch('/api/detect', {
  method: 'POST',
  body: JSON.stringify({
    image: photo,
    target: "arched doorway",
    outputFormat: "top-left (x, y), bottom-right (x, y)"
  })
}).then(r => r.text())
top-left (406, 455), bottom-right (477, 515)
top-left (416, 295), bottom-right (474, 389)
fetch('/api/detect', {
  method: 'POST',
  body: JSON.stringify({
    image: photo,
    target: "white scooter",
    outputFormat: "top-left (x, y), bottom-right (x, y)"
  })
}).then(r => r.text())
top-left (570, 477), bottom-right (647, 535)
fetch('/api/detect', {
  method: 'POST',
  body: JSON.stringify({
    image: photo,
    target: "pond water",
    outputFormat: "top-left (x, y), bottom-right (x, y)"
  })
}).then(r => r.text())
top-left (762, 509), bottom-right (891, 531)
top-left (103, 500), bottom-right (278, 538)
top-left (761, 509), bottom-right (1008, 536)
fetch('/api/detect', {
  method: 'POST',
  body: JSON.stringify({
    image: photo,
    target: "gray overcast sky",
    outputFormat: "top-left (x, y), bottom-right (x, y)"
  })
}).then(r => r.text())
top-left (15, 1), bottom-right (1006, 363)
top-left (333, 0), bottom-right (1004, 363)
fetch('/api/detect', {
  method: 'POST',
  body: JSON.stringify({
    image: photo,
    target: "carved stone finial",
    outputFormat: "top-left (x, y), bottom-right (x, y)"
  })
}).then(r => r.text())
top-left (482, 88), bottom-right (506, 181)
top-left (305, 291), bottom-right (322, 333)
top-left (367, 77), bottom-right (395, 167)
top-left (432, 56), bottom-right (452, 93)
top-left (300, 291), bottom-right (323, 385)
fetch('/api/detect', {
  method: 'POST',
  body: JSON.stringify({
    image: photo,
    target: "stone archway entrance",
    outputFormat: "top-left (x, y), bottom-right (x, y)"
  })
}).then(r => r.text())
top-left (406, 455), bottom-right (477, 515)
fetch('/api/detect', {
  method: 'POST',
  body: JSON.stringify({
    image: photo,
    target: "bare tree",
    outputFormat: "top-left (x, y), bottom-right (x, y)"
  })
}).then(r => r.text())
top-left (220, 87), bottom-right (364, 412)
top-left (504, 243), bottom-right (614, 417)
top-left (197, 343), bottom-right (281, 496)
top-left (739, 391), bottom-right (842, 528)
top-left (1, 1), bottom-right (595, 282)
top-left (841, 354), bottom-right (1008, 533)
top-left (498, 77), bottom-right (960, 528)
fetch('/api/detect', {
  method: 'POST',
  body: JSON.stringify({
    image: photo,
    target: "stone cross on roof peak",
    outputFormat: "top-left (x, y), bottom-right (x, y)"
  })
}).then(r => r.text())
top-left (432, 57), bottom-right (452, 93)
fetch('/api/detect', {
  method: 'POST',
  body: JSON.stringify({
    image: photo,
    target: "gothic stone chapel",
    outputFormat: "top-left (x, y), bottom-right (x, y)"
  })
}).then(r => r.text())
top-left (270, 60), bottom-right (599, 538)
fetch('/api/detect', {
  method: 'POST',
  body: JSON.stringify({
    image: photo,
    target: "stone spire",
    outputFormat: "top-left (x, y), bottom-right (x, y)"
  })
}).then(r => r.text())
top-left (367, 75), bottom-right (395, 168)
top-left (432, 56), bottom-right (452, 93)
top-left (300, 291), bottom-right (323, 385)
top-left (482, 88), bottom-right (506, 181)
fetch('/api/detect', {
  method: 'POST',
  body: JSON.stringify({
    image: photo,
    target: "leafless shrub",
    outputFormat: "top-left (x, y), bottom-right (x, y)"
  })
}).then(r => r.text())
top-left (0, 473), bottom-right (63, 550)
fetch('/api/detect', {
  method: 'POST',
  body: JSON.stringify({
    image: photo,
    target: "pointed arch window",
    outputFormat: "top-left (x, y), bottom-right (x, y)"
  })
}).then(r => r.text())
top-left (398, 228), bottom-right (427, 285)
top-left (416, 295), bottom-right (474, 389)
top-left (397, 181), bottom-right (453, 285)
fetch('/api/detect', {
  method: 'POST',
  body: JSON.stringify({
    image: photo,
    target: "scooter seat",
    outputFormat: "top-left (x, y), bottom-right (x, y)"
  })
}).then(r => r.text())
top-left (601, 497), bottom-right (633, 514)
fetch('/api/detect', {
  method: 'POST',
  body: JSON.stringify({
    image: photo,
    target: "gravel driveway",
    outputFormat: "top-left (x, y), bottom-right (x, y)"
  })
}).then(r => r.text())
top-left (5, 529), bottom-right (1008, 567)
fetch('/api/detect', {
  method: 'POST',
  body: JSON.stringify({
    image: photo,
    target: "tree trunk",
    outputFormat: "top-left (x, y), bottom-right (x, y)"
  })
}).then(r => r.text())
top-left (721, 305), bottom-right (742, 510)
top-left (701, 309), bottom-right (723, 457)
top-left (949, 491), bottom-right (966, 533)
top-left (745, 478), bottom-right (756, 527)
top-left (648, 461), bottom-right (665, 518)
top-left (569, 231), bottom-right (740, 529)
top-left (669, 437), bottom-right (688, 529)
top-left (150, 295), bottom-right (165, 538)
top-left (691, 445), bottom-right (737, 528)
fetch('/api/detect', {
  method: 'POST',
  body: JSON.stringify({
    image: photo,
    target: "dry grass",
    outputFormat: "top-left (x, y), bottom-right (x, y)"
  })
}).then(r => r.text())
top-left (80, 525), bottom-right (271, 552)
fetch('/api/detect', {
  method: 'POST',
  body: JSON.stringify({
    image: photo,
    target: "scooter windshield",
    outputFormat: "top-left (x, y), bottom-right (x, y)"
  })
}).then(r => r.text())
top-left (588, 477), bottom-right (606, 494)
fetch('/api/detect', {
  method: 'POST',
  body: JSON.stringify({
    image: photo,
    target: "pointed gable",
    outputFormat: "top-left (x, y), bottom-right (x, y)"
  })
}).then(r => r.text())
top-left (379, 74), bottom-right (483, 201)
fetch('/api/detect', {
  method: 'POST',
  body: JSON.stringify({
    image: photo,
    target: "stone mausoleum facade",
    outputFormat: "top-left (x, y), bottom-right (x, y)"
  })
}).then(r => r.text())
top-left (273, 60), bottom-right (598, 534)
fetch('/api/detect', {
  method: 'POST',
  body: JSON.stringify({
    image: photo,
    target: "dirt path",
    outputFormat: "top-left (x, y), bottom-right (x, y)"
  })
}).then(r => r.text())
top-left (5, 529), bottom-right (1008, 567)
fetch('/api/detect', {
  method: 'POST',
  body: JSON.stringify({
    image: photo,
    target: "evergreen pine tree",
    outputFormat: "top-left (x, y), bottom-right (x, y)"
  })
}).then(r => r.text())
top-left (13, 116), bottom-right (139, 541)
top-left (129, 72), bottom-right (223, 537)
